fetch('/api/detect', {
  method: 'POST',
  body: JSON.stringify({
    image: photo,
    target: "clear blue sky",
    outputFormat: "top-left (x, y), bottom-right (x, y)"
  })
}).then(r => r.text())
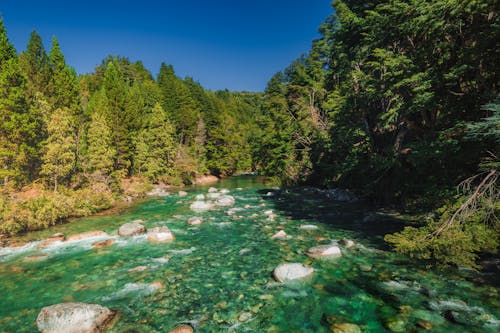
top-left (1, 0), bottom-right (332, 91)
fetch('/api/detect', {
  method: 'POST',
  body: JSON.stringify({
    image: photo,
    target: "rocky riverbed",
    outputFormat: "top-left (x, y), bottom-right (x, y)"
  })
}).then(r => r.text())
top-left (0, 176), bottom-right (498, 332)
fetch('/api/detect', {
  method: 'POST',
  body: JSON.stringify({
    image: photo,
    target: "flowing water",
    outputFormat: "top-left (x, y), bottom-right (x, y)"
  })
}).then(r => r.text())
top-left (0, 176), bottom-right (498, 332)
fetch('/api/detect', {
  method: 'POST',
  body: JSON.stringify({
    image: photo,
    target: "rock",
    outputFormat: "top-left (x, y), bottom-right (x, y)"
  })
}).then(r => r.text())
top-left (178, 190), bottom-right (188, 197)
top-left (325, 188), bottom-right (357, 202)
top-left (299, 224), bottom-right (318, 230)
top-left (273, 263), bottom-right (314, 282)
top-left (206, 192), bottom-right (221, 199)
top-left (416, 320), bottom-right (432, 330)
top-left (195, 194), bottom-right (205, 200)
top-left (339, 238), bottom-right (356, 248)
top-left (187, 217), bottom-right (203, 225)
top-left (208, 187), bottom-right (218, 193)
top-left (118, 222), bottom-right (146, 237)
top-left (146, 187), bottom-right (170, 197)
top-left (220, 189), bottom-right (230, 194)
top-left (330, 323), bottom-right (362, 333)
top-left (38, 233), bottom-right (65, 248)
top-left (66, 231), bottom-right (108, 242)
top-left (128, 265), bottom-right (147, 273)
top-left (215, 195), bottom-right (235, 207)
top-left (193, 175), bottom-right (219, 185)
top-left (306, 245), bottom-right (342, 258)
top-left (24, 253), bottom-right (49, 262)
top-left (386, 317), bottom-right (406, 332)
top-left (359, 264), bottom-right (373, 272)
top-left (92, 239), bottom-right (115, 249)
top-left (271, 230), bottom-right (287, 239)
top-left (169, 324), bottom-right (193, 333)
top-left (238, 312), bottom-right (252, 322)
top-left (36, 302), bottom-right (116, 333)
top-left (147, 226), bottom-right (175, 242)
top-left (190, 201), bottom-right (214, 211)
top-left (362, 214), bottom-right (381, 223)
top-left (263, 210), bottom-right (274, 216)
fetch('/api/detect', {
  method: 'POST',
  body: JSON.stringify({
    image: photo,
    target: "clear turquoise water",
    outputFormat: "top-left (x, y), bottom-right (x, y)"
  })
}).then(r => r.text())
top-left (0, 176), bottom-right (498, 332)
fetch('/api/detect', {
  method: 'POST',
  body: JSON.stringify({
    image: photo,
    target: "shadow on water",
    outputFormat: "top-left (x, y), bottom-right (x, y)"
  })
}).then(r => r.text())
top-left (257, 187), bottom-right (407, 248)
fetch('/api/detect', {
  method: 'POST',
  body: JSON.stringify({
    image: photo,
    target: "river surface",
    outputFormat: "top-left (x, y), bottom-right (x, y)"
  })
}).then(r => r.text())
top-left (0, 176), bottom-right (498, 332)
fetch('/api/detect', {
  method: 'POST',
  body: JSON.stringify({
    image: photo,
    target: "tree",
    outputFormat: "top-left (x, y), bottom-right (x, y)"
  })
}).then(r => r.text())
top-left (85, 112), bottom-right (115, 184)
top-left (19, 30), bottom-right (51, 101)
top-left (41, 107), bottom-right (76, 192)
top-left (134, 103), bottom-right (176, 181)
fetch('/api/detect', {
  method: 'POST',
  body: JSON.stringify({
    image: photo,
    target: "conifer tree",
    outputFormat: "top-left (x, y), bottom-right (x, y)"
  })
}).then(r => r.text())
top-left (19, 30), bottom-right (51, 100)
top-left (41, 107), bottom-right (76, 192)
top-left (134, 103), bottom-right (176, 181)
top-left (85, 112), bottom-right (115, 184)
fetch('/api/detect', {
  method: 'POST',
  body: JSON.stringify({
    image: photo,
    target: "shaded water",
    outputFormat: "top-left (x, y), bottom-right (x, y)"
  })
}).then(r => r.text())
top-left (0, 176), bottom-right (498, 332)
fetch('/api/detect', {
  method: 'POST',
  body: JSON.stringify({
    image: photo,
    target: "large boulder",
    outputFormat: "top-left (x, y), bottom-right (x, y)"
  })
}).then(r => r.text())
top-left (193, 175), bottom-right (219, 185)
top-left (118, 222), bottom-right (146, 237)
top-left (36, 302), bottom-right (116, 333)
top-left (147, 226), bottom-right (175, 242)
top-left (215, 195), bottom-right (235, 207)
top-left (273, 263), bottom-right (314, 282)
top-left (66, 231), bottom-right (108, 242)
top-left (306, 245), bottom-right (342, 258)
top-left (190, 201), bottom-right (214, 211)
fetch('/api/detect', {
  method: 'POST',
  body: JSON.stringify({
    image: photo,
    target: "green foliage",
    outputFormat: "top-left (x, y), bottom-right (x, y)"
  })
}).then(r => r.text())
top-left (85, 112), bottom-right (116, 183)
top-left (134, 103), bottom-right (176, 182)
top-left (40, 108), bottom-right (76, 192)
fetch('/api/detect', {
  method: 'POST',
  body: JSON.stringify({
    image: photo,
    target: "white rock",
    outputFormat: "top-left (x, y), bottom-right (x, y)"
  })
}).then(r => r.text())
top-left (215, 195), bottom-right (235, 207)
top-left (306, 245), bottom-right (342, 258)
top-left (264, 210), bottom-right (274, 216)
top-left (187, 217), bottom-right (203, 225)
top-left (118, 222), bottom-right (146, 237)
top-left (339, 238), bottom-right (356, 248)
top-left (208, 187), bottom-right (218, 193)
top-left (273, 263), bottom-right (314, 282)
top-left (195, 194), bottom-right (205, 200)
top-left (190, 201), bottom-right (214, 211)
top-left (271, 230), bottom-right (287, 239)
top-left (147, 226), bottom-right (175, 242)
top-left (299, 224), bottom-right (319, 230)
top-left (178, 191), bottom-right (188, 197)
top-left (220, 189), bottom-right (230, 194)
top-left (206, 192), bottom-right (222, 199)
top-left (36, 302), bottom-right (115, 333)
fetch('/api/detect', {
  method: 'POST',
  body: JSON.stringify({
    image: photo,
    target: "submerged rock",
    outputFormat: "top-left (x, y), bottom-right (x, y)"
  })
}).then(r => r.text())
top-left (146, 187), bottom-right (170, 197)
top-left (118, 222), bottom-right (146, 237)
top-left (273, 263), bottom-right (314, 282)
top-left (306, 245), bottom-right (342, 258)
top-left (215, 195), bottom-right (235, 207)
top-left (330, 323), bottom-right (362, 333)
top-left (66, 231), bottom-right (108, 242)
top-left (187, 217), bottom-right (203, 225)
top-left (238, 312), bottom-right (252, 322)
top-left (339, 238), bottom-right (356, 248)
top-left (169, 324), bottom-right (194, 333)
top-left (38, 233), bottom-right (65, 248)
top-left (190, 201), bottom-right (214, 211)
top-left (36, 302), bottom-right (116, 333)
top-left (178, 191), bottom-right (188, 197)
top-left (147, 226), bottom-right (175, 242)
top-left (92, 239), bottom-right (115, 249)
top-left (24, 253), bottom-right (49, 262)
top-left (271, 230), bottom-right (288, 239)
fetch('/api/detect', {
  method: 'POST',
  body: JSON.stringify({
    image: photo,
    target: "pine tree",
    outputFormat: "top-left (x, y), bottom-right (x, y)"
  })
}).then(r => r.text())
top-left (134, 103), bottom-right (176, 181)
top-left (19, 30), bottom-right (51, 100)
top-left (41, 107), bottom-right (76, 192)
top-left (85, 112), bottom-right (115, 183)
top-left (0, 19), bottom-right (31, 186)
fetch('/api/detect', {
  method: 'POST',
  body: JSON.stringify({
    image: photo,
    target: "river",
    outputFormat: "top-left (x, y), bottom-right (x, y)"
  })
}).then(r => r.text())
top-left (0, 176), bottom-right (498, 332)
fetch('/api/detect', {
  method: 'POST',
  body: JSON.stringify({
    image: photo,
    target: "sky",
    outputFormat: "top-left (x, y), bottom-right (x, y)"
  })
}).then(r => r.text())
top-left (0, 0), bottom-right (332, 92)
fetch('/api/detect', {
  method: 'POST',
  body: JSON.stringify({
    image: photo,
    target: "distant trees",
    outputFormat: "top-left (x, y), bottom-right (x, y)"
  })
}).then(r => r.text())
top-left (0, 21), bottom-right (262, 193)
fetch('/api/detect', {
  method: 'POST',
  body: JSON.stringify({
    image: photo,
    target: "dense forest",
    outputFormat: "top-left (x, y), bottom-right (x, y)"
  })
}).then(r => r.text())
top-left (0, 20), bottom-right (262, 235)
top-left (1, 0), bottom-right (498, 268)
